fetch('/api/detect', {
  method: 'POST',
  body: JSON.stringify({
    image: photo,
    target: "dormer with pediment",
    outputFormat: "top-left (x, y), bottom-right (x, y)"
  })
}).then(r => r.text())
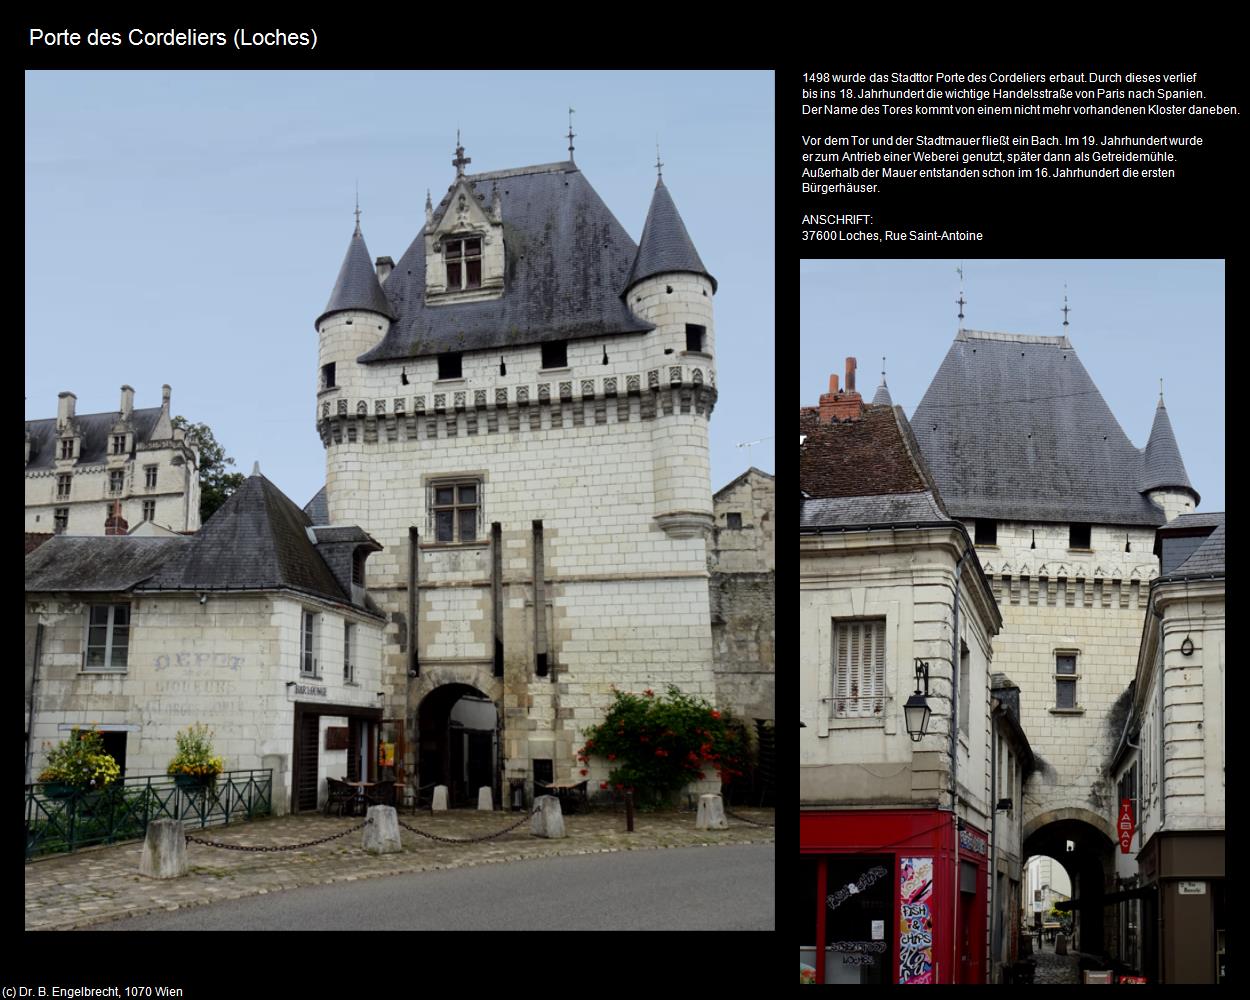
top-left (423, 139), bottom-right (506, 305)
top-left (106, 384), bottom-right (137, 465)
top-left (54, 392), bottom-right (81, 466)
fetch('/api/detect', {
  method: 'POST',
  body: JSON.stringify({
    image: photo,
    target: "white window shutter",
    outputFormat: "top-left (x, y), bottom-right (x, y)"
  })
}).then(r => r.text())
top-left (817, 618), bottom-right (831, 737)
top-left (871, 621), bottom-right (885, 714)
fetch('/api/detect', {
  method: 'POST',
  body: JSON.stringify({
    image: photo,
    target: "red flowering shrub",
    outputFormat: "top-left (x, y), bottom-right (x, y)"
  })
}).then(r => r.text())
top-left (578, 685), bottom-right (743, 805)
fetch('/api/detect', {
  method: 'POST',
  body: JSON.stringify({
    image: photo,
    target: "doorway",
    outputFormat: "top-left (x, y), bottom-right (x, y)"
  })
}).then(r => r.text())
top-left (417, 684), bottom-right (499, 807)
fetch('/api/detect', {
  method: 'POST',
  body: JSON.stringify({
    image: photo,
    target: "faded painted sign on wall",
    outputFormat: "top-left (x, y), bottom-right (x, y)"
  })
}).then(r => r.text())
top-left (899, 857), bottom-right (934, 984)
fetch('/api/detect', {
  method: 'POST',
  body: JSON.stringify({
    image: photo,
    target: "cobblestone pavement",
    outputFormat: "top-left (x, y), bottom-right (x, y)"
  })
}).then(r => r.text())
top-left (25, 806), bottom-right (774, 930)
top-left (1029, 950), bottom-right (1081, 984)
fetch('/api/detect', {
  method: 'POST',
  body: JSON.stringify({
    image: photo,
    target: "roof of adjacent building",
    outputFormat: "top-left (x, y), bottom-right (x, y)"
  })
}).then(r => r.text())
top-left (1168, 516), bottom-right (1224, 577)
top-left (303, 486), bottom-right (329, 525)
top-left (24, 532), bottom-right (54, 556)
top-left (317, 225), bottom-right (395, 325)
top-left (138, 473), bottom-right (366, 604)
top-left (25, 536), bottom-right (194, 592)
top-left (1140, 399), bottom-right (1198, 498)
top-left (799, 403), bottom-right (950, 528)
top-left (25, 407), bottom-right (163, 470)
top-left (1160, 511), bottom-right (1223, 531)
top-left (912, 329), bottom-right (1182, 526)
top-left (625, 177), bottom-right (716, 292)
top-left (713, 466), bottom-right (774, 499)
top-left (356, 162), bottom-right (658, 362)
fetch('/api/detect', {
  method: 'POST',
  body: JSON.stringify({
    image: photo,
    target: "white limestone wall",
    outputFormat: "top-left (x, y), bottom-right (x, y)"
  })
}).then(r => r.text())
top-left (26, 592), bottom-right (385, 813)
top-left (317, 309), bottom-right (392, 417)
top-left (1146, 489), bottom-right (1197, 525)
top-left (800, 527), bottom-right (995, 830)
top-left (970, 519), bottom-right (1159, 830)
top-left (711, 471), bottom-right (775, 574)
top-left (25, 444), bottom-right (200, 534)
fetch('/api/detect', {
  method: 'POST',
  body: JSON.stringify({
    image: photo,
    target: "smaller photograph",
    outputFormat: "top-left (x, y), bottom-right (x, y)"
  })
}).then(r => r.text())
top-left (800, 260), bottom-right (1224, 985)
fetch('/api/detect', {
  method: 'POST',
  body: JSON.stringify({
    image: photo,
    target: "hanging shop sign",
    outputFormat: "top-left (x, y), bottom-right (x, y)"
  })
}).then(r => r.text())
top-left (293, 683), bottom-right (327, 698)
top-left (1177, 881), bottom-right (1206, 895)
top-left (899, 857), bottom-right (934, 985)
top-left (1118, 799), bottom-right (1135, 854)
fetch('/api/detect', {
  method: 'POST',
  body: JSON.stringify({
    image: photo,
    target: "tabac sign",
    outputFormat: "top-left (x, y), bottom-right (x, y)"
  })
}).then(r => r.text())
top-left (1118, 799), bottom-right (1135, 854)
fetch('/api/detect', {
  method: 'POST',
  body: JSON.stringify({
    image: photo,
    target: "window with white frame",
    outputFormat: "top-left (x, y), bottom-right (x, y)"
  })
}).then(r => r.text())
top-left (57, 474), bottom-right (72, 499)
top-left (85, 604), bottom-right (130, 670)
top-left (832, 618), bottom-right (885, 718)
top-left (142, 500), bottom-right (155, 521)
top-left (109, 469), bottom-right (125, 495)
top-left (443, 236), bottom-right (482, 290)
top-left (54, 507), bottom-right (69, 534)
top-left (300, 611), bottom-right (318, 676)
top-left (144, 465), bottom-right (158, 489)
top-left (344, 621), bottom-right (355, 683)
top-left (1055, 652), bottom-right (1079, 708)
top-left (112, 434), bottom-right (127, 455)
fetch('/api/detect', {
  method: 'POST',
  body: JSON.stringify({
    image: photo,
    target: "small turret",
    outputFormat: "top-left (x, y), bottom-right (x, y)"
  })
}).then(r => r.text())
top-left (1140, 388), bottom-right (1199, 522)
top-left (626, 175), bottom-right (716, 294)
top-left (316, 224), bottom-right (394, 328)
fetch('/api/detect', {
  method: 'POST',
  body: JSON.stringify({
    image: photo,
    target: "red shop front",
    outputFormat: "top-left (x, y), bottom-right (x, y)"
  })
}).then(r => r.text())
top-left (801, 809), bottom-right (988, 985)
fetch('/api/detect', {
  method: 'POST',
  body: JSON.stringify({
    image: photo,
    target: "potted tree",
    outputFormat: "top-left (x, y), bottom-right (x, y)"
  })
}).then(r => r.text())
top-left (167, 723), bottom-right (224, 791)
top-left (37, 728), bottom-right (120, 798)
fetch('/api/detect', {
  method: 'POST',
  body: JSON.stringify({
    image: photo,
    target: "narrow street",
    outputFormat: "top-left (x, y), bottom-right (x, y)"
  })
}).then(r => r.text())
top-left (1029, 949), bottom-right (1080, 985)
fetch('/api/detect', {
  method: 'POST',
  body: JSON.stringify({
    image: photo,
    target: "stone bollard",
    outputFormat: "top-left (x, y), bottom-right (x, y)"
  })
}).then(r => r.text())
top-left (531, 795), bottom-right (565, 839)
top-left (431, 785), bottom-right (448, 811)
top-left (477, 786), bottom-right (493, 811)
top-left (1054, 932), bottom-right (1067, 956)
top-left (696, 793), bottom-right (728, 830)
top-left (139, 818), bottom-right (187, 879)
top-left (362, 805), bottom-right (402, 855)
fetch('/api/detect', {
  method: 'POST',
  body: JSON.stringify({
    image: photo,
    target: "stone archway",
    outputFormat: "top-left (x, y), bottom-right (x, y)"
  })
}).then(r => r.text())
top-left (416, 683), bottom-right (499, 807)
top-left (1023, 807), bottom-right (1118, 958)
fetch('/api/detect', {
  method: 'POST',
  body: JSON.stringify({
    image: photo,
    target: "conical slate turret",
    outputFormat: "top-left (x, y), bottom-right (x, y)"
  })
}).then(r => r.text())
top-left (872, 378), bottom-right (893, 406)
top-left (1140, 398), bottom-right (1198, 500)
top-left (626, 177), bottom-right (716, 292)
top-left (316, 226), bottom-right (394, 327)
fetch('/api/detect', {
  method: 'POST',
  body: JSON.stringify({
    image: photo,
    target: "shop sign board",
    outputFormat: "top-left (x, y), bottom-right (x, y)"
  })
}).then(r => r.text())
top-left (1177, 881), bottom-right (1206, 895)
top-left (1118, 799), bottom-right (1135, 854)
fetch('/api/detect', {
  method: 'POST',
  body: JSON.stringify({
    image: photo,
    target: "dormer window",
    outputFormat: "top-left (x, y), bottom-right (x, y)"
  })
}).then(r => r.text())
top-left (444, 237), bottom-right (482, 290)
top-left (60, 439), bottom-right (74, 460)
top-left (112, 434), bottom-right (127, 455)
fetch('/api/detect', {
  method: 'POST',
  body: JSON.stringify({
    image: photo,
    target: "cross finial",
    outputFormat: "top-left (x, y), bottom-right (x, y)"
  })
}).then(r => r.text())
top-left (567, 107), bottom-right (576, 161)
top-left (1160, 378), bottom-right (1164, 404)
top-left (881, 356), bottom-right (887, 385)
top-left (656, 138), bottom-right (663, 180)
top-left (956, 262), bottom-right (966, 322)
top-left (453, 131), bottom-right (471, 177)
top-left (1062, 285), bottom-right (1071, 327)
top-left (354, 181), bottom-right (361, 234)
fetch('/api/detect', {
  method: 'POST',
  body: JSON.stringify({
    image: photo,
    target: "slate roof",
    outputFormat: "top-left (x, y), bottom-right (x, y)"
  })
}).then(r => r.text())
top-left (871, 380), bottom-right (893, 406)
top-left (303, 486), bottom-right (329, 525)
top-left (317, 225), bottom-right (395, 325)
top-left (1140, 400), bottom-right (1198, 498)
top-left (25, 532), bottom-right (53, 556)
top-left (358, 163), bottom-right (655, 362)
top-left (138, 473), bottom-right (354, 606)
top-left (1171, 521), bottom-right (1224, 576)
top-left (25, 536), bottom-right (193, 592)
top-left (800, 491), bottom-right (947, 528)
top-left (1160, 511), bottom-right (1223, 531)
top-left (625, 177), bottom-right (716, 292)
top-left (912, 330), bottom-right (1172, 526)
top-left (25, 407), bottom-right (162, 470)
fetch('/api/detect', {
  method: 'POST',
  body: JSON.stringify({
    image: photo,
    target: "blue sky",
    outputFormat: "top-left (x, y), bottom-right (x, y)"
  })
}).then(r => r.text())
top-left (800, 260), bottom-right (1225, 513)
top-left (25, 70), bottom-right (774, 510)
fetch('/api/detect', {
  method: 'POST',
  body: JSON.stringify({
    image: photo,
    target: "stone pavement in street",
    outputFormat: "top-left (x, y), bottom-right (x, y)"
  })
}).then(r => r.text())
top-left (1030, 950), bottom-right (1081, 985)
top-left (25, 806), bottom-right (774, 930)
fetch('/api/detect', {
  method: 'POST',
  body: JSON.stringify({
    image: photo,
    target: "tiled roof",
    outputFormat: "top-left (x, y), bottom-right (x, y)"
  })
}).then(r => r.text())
top-left (25, 407), bottom-right (162, 470)
top-left (912, 330), bottom-right (1168, 525)
top-left (317, 226), bottom-right (395, 325)
top-left (24, 532), bottom-right (53, 556)
top-left (800, 404), bottom-right (930, 500)
top-left (625, 177), bottom-right (716, 292)
top-left (25, 536), bottom-right (193, 592)
top-left (303, 486), bottom-right (329, 525)
top-left (358, 163), bottom-right (653, 361)
top-left (800, 491), bottom-right (947, 528)
top-left (138, 473), bottom-right (349, 604)
top-left (1172, 522), bottom-right (1224, 576)
top-left (1140, 400), bottom-right (1198, 498)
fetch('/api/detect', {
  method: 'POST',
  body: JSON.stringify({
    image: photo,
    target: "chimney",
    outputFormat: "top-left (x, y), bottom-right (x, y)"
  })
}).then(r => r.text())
top-left (57, 391), bottom-right (77, 431)
top-left (375, 256), bottom-right (394, 284)
top-left (161, 384), bottom-right (171, 412)
top-left (104, 499), bottom-right (129, 536)
top-left (817, 363), bottom-right (864, 424)
top-left (120, 384), bottom-right (135, 419)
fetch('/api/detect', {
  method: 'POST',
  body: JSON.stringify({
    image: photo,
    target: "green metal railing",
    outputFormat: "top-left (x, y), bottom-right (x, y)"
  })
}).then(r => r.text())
top-left (24, 769), bottom-right (272, 860)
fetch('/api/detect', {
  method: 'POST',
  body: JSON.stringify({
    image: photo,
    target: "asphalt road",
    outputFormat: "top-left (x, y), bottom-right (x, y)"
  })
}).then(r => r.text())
top-left (94, 843), bottom-right (774, 930)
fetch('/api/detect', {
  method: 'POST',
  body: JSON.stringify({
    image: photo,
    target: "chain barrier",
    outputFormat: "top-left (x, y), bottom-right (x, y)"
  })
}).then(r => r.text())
top-left (186, 818), bottom-right (372, 852)
top-left (397, 807), bottom-right (536, 844)
top-left (724, 808), bottom-right (775, 828)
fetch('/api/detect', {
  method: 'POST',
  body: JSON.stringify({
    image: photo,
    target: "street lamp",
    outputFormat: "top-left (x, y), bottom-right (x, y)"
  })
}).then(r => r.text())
top-left (904, 659), bottom-right (932, 741)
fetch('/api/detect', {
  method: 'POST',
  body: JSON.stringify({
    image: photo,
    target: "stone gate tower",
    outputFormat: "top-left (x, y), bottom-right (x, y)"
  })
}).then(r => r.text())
top-left (312, 142), bottom-right (720, 802)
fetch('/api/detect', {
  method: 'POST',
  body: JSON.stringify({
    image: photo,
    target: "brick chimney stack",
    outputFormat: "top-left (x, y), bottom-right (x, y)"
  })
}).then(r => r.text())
top-left (817, 358), bottom-right (864, 423)
top-left (104, 499), bottom-right (129, 535)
